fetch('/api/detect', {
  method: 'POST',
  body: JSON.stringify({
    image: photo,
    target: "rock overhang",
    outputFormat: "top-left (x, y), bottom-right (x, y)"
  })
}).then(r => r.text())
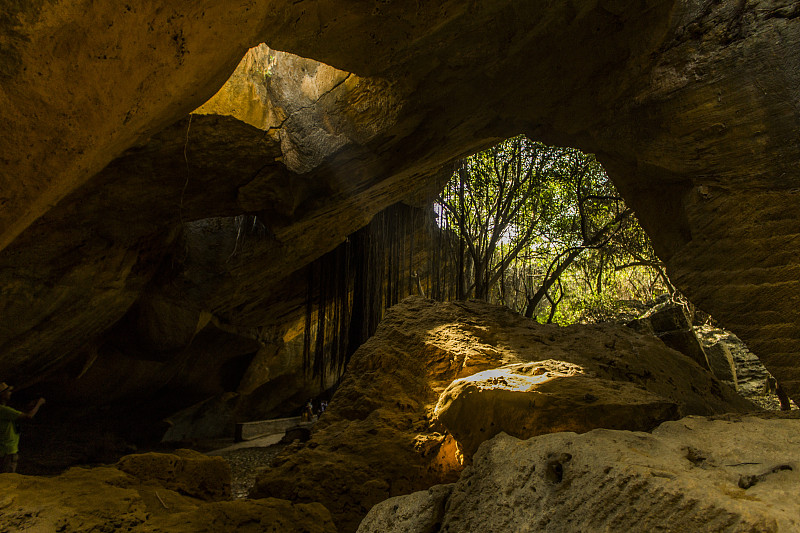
top-left (0, 0), bottom-right (799, 405)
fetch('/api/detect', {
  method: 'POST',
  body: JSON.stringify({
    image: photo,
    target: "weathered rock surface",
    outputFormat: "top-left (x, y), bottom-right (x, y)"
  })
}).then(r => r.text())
top-left (358, 414), bottom-right (800, 533)
top-left (434, 362), bottom-right (681, 458)
top-left (706, 341), bottom-right (738, 387)
top-left (1, 0), bottom-right (800, 412)
top-left (357, 484), bottom-right (455, 533)
top-left (252, 297), bottom-right (755, 532)
top-left (629, 303), bottom-right (711, 370)
top-left (251, 299), bottom-right (485, 533)
top-left (0, 452), bottom-right (336, 533)
top-left (428, 299), bottom-right (755, 460)
top-left (116, 449), bottom-right (231, 501)
top-left (696, 324), bottom-right (796, 411)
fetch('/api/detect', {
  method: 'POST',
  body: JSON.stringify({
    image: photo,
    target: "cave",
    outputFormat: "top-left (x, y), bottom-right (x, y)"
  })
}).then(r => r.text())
top-left (1, 1), bottom-right (800, 531)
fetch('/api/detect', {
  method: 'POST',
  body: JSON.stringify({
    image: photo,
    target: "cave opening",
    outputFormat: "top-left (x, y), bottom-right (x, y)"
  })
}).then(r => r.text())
top-left (295, 133), bottom-right (670, 380)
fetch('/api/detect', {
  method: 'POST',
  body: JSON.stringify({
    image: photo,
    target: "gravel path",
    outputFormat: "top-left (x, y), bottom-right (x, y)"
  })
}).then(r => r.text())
top-left (212, 442), bottom-right (288, 499)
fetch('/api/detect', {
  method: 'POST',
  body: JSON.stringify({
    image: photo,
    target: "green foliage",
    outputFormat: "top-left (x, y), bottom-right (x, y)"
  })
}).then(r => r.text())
top-left (437, 136), bottom-right (555, 299)
top-left (436, 136), bottom-right (671, 324)
top-left (263, 53), bottom-right (277, 80)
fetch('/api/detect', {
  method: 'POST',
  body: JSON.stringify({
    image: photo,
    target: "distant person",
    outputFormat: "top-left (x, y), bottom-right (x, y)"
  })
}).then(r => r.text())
top-left (0, 382), bottom-right (46, 473)
top-left (302, 399), bottom-right (314, 422)
top-left (320, 401), bottom-right (327, 415)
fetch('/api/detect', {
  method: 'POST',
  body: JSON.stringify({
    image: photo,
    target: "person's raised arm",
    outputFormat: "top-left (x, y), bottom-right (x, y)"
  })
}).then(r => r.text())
top-left (18, 397), bottom-right (45, 420)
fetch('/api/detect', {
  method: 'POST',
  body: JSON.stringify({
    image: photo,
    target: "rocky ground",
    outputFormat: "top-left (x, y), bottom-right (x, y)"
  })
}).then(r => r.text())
top-left (213, 442), bottom-right (287, 499)
top-left (251, 297), bottom-right (757, 532)
top-left (359, 413), bottom-right (800, 533)
top-left (215, 318), bottom-right (792, 508)
top-left (2, 297), bottom-right (797, 533)
top-left (0, 449), bottom-right (337, 533)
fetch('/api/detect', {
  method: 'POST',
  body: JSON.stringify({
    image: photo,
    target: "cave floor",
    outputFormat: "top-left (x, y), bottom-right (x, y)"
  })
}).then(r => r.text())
top-left (207, 435), bottom-right (288, 499)
top-left (17, 407), bottom-right (299, 502)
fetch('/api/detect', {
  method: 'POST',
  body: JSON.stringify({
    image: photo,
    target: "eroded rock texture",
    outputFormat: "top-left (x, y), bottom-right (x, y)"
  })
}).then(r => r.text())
top-left (358, 414), bottom-right (800, 533)
top-left (0, 450), bottom-right (337, 533)
top-left (252, 297), bottom-right (754, 532)
top-left (434, 363), bottom-right (681, 459)
top-left (1, 1), bottom-right (799, 414)
top-left (0, 40), bottom-right (444, 421)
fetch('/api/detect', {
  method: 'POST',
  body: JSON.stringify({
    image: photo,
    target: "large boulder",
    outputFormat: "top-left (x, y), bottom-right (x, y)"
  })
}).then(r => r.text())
top-left (433, 362), bottom-right (681, 458)
top-left (358, 414), bottom-right (800, 533)
top-left (428, 299), bottom-right (757, 460)
top-left (252, 297), bottom-right (755, 532)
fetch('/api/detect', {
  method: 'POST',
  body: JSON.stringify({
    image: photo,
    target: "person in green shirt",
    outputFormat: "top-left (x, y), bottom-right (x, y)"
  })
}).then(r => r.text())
top-left (0, 382), bottom-right (45, 473)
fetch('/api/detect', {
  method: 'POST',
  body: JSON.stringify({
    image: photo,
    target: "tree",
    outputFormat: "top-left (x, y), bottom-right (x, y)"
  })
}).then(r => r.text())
top-left (519, 148), bottom-right (633, 317)
top-left (437, 136), bottom-right (663, 323)
top-left (437, 136), bottom-right (556, 300)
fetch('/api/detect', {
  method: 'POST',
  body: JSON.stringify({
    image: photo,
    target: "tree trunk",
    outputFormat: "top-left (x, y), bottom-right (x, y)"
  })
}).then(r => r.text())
top-left (524, 208), bottom-right (632, 318)
top-left (474, 259), bottom-right (487, 300)
top-left (524, 248), bottom-right (581, 318)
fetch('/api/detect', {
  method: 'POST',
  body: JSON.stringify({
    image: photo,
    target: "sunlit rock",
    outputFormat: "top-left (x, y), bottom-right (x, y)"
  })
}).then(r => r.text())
top-left (434, 362), bottom-right (680, 458)
top-left (358, 414), bottom-right (800, 533)
top-left (252, 297), bottom-right (755, 532)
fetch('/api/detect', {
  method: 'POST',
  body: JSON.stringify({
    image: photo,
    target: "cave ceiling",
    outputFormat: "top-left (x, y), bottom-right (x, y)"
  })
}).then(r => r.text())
top-left (0, 0), bottom-right (799, 404)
